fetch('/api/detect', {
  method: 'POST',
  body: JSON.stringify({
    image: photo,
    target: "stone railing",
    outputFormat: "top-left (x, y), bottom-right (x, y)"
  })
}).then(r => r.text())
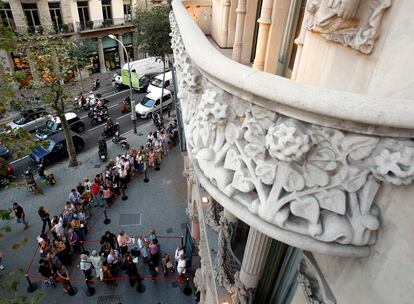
top-left (170, 0), bottom-right (414, 257)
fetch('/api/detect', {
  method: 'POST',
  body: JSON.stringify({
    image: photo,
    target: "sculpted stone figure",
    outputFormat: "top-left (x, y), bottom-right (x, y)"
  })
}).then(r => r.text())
top-left (307, 0), bottom-right (392, 54)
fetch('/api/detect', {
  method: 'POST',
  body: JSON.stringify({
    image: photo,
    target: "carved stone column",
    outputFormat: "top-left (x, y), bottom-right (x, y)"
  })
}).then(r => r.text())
top-left (37, 0), bottom-right (53, 29)
top-left (231, 0), bottom-right (247, 62)
top-left (252, 0), bottom-right (274, 71)
top-left (117, 34), bottom-right (125, 67)
top-left (239, 228), bottom-right (271, 289)
top-left (221, 0), bottom-right (231, 47)
top-left (97, 37), bottom-right (107, 73)
top-left (8, 0), bottom-right (26, 29)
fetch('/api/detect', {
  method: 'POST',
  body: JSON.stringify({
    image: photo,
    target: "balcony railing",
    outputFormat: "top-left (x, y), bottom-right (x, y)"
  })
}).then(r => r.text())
top-left (170, 0), bottom-right (414, 258)
top-left (76, 18), bottom-right (132, 32)
top-left (15, 23), bottom-right (75, 35)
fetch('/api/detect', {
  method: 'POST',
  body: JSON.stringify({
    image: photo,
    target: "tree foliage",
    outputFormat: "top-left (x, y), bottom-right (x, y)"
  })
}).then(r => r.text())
top-left (133, 5), bottom-right (172, 58)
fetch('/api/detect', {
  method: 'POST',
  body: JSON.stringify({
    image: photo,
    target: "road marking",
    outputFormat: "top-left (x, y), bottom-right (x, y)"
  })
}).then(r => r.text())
top-left (101, 90), bottom-right (129, 99)
top-left (10, 155), bottom-right (29, 164)
top-left (116, 113), bottom-right (132, 120)
top-left (87, 124), bottom-right (105, 132)
top-left (80, 114), bottom-right (88, 119)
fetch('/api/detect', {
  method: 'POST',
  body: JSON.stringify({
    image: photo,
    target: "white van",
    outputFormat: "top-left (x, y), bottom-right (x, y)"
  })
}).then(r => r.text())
top-left (120, 57), bottom-right (165, 91)
top-left (135, 89), bottom-right (173, 118)
top-left (147, 71), bottom-right (173, 93)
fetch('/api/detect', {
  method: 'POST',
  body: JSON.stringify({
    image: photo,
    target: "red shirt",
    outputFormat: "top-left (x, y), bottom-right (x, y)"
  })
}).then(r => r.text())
top-left (91, 183), bottom-right (100, 195)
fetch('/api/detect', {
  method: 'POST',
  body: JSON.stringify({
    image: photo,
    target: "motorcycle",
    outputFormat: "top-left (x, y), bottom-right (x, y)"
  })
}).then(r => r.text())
top-left (24, 167), bottom-right (38, 193)
top-left (102, 123), bottom-right (120, 139)
top-left (75, 93), bottom-right (96, 110)
top-left (152, 112), bottom-right (164, 130)
top-left (92, 79), bottom-right (101, 91)
top-left (121, 99), bottom-right (131, 113)
top-left (37, 162), bottom-right (56, 185)
top-left (112, 131), bottom-right (130, 150)
top-left (90, 108), bottom-right (109, 126)
top-left (98, 139), bottom-right (107, 161)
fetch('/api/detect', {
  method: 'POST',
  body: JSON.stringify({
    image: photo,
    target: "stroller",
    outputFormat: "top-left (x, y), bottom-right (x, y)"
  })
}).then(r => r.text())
top-left (98, 139), bottom-right (108, 161)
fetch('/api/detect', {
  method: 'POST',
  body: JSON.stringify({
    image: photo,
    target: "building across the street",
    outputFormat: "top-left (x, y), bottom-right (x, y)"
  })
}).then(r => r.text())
top-left (0, 0), bottom-right (165, 78)
top-left (171, 0), bottom-right (414, 303)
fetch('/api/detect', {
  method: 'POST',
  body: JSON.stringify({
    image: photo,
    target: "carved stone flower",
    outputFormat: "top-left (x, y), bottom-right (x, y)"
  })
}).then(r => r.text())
top-left (266, 121), bottom-right (311, 162)
top-left (243, 117), bottom-right (265, 145)
top-left (199, 89), bottom-right (229, 125)
top-left (373, 148), bottom-right (414, 185)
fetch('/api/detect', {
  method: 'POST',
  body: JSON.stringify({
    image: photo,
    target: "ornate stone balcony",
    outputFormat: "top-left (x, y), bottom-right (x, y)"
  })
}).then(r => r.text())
top-left (170, 0), bottom-right (414, 257)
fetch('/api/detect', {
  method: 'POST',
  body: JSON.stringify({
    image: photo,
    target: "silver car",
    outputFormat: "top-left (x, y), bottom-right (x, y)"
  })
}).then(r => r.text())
top-left (7, 108), bottom-right (48, 132)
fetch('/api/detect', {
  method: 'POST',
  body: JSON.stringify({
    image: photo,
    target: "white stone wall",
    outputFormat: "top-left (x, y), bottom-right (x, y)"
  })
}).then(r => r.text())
top-left (112, 0), bottom-right (125, 20)
top-left (294, 0), bottom-right (414, 99)
top-left (89, 0), bottom-right (104, 21)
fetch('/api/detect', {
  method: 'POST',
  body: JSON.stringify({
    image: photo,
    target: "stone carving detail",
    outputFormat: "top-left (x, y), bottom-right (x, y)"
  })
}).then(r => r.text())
top-left (214, 213), bottom-right (242, 293)
top-left (230, 272), bottom-right (250, 304)
top-left (204, 200), bottom-right (222, 232)
top-left (298, 252), bottom-right (336, 304)
top-left (306, 0), bottom-right (392, 54)
top-left (170, 12), bottom-right (414, 252)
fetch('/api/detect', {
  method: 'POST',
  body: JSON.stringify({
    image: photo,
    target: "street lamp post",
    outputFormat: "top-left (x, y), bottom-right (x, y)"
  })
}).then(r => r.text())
top-left (108, 34), bottom-right (137, 134)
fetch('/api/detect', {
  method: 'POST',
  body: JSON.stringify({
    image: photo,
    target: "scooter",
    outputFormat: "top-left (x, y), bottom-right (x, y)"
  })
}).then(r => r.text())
top-left (112, 131), bottom-right (130, 150)
top-left (90, 109), bottom-right (109, 126)
top-left (92, 79), bottom-right (100, 91)
top-left (102, 123), bottom-right (120, 139)
top-left (24, 167), bottom-right (38, 193)
top-left (98, 139), bottom-right (107, 161)
top-left (37, 163), bottom-right (56, 185)
top-left (121, 99), bottom-right (131, 113)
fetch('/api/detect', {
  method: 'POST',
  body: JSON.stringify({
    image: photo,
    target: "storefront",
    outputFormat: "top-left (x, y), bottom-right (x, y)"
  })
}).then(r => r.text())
top-left (103, 36), bottom-right (120, 70)
top-left (123, 32), bottom-right (134, 62)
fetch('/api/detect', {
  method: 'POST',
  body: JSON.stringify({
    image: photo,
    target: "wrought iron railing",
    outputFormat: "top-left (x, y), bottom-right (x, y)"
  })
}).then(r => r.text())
top-left (15, 23), bottom-right (75, 35)
top-left (76, 18), bottom-right (132, 32)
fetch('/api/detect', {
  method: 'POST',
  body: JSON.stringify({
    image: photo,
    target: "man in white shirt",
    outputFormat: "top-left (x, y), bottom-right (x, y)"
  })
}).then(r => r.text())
top-left (177, 254), bottom-right (187, 275)
top-left (107, 249), bottom-right (120, 274)
top-left (79, 254), bottom-right (93, 282)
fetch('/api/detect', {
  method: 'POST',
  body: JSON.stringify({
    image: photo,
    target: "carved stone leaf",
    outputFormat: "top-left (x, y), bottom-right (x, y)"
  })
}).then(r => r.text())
top-left (338, 166), bottom-right (369, 192)
top-left (341, 135), bottom-right (379, 161)
top-left (197, 148), bottom-right (215, 161)
top-left (284, 169), bottom-right (305, 192)
top-left (255, 161), bottom-right (277, 185)
top-left (224, 122), bottom-right (240, 144)
top-left (290, 196), bottom-right (320, 224)
top-left (231, 170), bottom-right (254, 193)
top-left (315, 189), bottom-right (346, 215)
top-left (314, 211), bottom-right (354, 245)
top-left (303, 163), bottom-right (329, 187)
top-left (223, 148), bottom-right (241, 171)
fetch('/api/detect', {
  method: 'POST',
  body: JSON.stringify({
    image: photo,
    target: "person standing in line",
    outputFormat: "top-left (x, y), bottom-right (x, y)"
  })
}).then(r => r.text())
top-left (124, 254), bottom-right (141, 287)
top-left (38, 206), bottom-right (52, 234)
top-left (80, 254), bottom-right (93, 283)
top-left (12, 202), bottom-right (29, 229)
top-left (89, 250), bottom-right (103, 281)
top-left (117, 230), bottom-right (132, 257)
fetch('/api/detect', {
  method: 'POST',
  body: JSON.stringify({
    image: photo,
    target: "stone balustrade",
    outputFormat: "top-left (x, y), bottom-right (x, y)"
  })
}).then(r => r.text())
top-left (170, 0), bottom-right (414, 257)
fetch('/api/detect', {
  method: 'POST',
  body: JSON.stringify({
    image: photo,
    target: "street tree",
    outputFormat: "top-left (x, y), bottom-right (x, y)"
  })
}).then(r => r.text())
top-left (14, 35), bottom-right (88, 167)
top-left (133, 5), bottom-right (172, 117)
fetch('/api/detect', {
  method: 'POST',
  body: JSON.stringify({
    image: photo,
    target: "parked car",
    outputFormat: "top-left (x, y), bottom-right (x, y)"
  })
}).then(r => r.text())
top-left (7, 108), bottom-right (48, 132)
top-left (147, 71), bottom-right (173, 93)
top-left (135, 89), bottom-right (173, 119)
top-left (35, 112), bottom-right (85, 140)
top-left (29, 133), bottom-right (85, 164)
top-left (0, 161), bottom-right (14, 186)
top-left (0, 145), bottom-right (11, 159)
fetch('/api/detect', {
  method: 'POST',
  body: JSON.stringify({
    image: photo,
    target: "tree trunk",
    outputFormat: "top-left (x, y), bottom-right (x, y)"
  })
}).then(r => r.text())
top-left (160, 57), bottom-right (166, 119)
top-left (57, 112), bottom-right (79, 167)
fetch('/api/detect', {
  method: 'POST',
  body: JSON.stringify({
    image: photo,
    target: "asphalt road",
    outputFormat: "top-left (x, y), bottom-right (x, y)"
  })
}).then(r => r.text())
top-left (9, 87), bottom-right (151, 179)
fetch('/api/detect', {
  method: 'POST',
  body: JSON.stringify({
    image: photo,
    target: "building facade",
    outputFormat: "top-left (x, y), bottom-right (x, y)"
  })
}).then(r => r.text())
top-left (0, 0), bottom-right (160, 77)
top-left (172, 0), bottom-right (414, 303)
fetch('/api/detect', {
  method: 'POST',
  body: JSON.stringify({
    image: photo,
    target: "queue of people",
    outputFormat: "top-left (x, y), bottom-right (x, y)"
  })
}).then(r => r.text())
top-left (29, 121), bottom-right (182, 293)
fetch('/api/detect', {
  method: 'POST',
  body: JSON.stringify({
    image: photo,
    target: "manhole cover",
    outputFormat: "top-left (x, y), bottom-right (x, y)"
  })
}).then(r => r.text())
top-left (94, 164), bottom-right (101, 168)
top-left (166, 228), bottom-right (173, 234)
top-left (171, 281), bottom-right (179, 288)
top-left (119, 213), bottom-right (141, 226)
top-left (137, 132), bottom-right (144, 136)
top-left (97, 295), bottom-right (122, 304)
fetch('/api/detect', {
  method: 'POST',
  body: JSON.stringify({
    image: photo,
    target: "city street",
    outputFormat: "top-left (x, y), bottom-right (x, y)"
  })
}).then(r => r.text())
top-left (8, 87), bottom-right (149, 178)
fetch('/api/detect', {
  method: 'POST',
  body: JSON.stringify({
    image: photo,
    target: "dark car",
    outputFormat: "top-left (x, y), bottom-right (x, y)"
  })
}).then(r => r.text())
top-left (29, 133), bottom-right (85, 164)
top-left (0, 145), bottom-right (11, 159)
top-left (35, 112), bottom-right (85, 140)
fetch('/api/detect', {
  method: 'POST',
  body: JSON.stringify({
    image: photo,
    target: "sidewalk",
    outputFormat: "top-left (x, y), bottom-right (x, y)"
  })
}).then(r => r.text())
top-left (0, 116), bottom-right (193, 304)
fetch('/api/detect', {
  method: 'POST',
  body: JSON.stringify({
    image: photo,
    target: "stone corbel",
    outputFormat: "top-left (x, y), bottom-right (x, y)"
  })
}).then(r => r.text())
top-left (306, 0), bottom-right (392, 54)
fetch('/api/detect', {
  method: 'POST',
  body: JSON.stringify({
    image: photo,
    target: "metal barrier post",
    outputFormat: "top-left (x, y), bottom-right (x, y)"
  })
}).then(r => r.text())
top-left (103, 208), bottom-right (111, 225)
top-left (25, 274), bottom-right (37, 293)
